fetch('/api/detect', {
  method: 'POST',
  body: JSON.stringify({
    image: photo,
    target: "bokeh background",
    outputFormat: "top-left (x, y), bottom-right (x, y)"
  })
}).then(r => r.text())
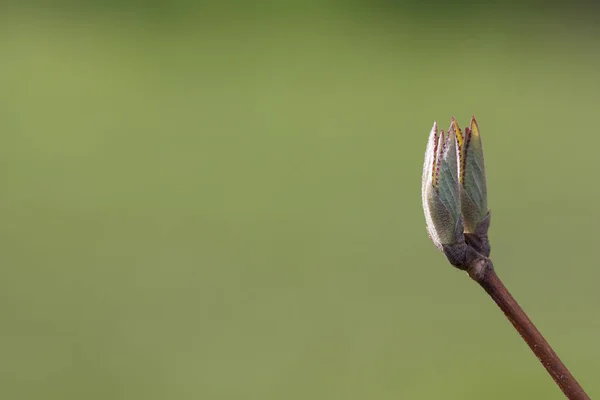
top-left (1, 1), bottom-right (599, 399)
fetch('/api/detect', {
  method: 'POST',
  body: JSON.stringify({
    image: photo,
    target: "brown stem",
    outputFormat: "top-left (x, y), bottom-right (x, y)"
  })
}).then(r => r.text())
top-left (468, 260), bottom-right (590, 400)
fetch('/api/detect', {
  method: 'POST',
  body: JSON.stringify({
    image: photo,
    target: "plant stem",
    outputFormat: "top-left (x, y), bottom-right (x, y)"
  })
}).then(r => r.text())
top-left (468, 260), bottom-right (590, 400)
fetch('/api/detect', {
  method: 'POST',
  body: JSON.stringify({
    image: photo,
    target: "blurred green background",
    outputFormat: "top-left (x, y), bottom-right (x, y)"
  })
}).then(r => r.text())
top-left (1, 2), bottom-right (599, 399)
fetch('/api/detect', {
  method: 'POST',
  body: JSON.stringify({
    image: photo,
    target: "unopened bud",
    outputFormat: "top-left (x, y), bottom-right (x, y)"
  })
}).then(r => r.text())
top-left (422, 117), bottom-right (492, 269)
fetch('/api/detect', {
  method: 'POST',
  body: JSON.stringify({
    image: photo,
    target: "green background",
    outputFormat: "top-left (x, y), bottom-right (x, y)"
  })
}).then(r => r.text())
top-left (1, 3), bottom-right (599, 399)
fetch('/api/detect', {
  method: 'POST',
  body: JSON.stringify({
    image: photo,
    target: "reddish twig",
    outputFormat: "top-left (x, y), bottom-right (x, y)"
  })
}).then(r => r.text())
top-left (468, 260), bottom-right (590, 400)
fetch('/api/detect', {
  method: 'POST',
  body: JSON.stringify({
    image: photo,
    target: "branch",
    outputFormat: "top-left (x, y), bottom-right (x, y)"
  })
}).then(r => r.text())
top-left (468, 260), bottom-right (590, 400)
